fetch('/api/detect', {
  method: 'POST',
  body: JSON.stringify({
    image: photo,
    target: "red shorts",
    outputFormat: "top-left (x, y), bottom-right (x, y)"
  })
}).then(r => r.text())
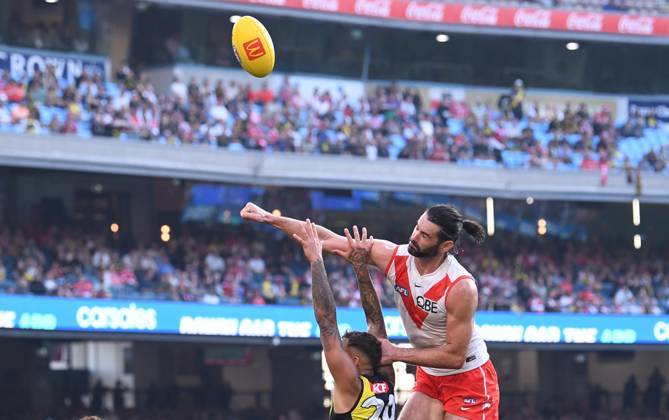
top-left (414, 360), bottom-right (500, 420)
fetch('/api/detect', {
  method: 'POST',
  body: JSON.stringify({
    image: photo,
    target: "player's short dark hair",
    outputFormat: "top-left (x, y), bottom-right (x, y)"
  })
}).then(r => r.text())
top-left (426, 204), bottom-right (485, 252)
top-left (343, 331), bottom-right (381, 369)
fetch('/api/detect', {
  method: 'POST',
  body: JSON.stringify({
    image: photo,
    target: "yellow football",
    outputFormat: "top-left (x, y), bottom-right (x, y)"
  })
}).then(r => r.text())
top-left (231, 16), bottom-right (275, 78)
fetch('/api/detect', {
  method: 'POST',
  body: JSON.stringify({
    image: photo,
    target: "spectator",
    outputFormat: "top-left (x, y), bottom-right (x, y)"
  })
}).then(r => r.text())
top-left (90, 380), bottom-right (105, 413)
top-left (622, 374), bottom-right (638, 414)
top-left (643, 367), bottom-right (665, 417)
top-left (113, 380), bottom-right (127, 412)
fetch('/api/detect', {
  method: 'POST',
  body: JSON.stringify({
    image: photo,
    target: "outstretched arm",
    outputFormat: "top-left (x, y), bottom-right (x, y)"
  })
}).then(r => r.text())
top-left (333, 226), bottom-right (388, 339)
top-left (292, 220), bottom-right (360, 398)
top-left (240, 202), bottom-right (396, 271)
top-left (334, 226), bottom-right (395, 383)
top-left (379, 280), bottom-right (477, 369)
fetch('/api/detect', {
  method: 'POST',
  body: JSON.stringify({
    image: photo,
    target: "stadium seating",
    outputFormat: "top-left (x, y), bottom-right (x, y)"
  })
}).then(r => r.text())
top-left (2, 66), bottom-right (668, 175)
top-left (0, 225), bottom-right (666, 315)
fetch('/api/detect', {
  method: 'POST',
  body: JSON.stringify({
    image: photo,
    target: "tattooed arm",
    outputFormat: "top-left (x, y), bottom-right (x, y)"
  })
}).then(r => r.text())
top-left (337, 226), bottom-right (388, 340)
top-left (335, 226), bottom-right (395, 383)
top-left (310, 258), bottom-right (342, 351)
top-left (293, 220), bottom-right (361, 402)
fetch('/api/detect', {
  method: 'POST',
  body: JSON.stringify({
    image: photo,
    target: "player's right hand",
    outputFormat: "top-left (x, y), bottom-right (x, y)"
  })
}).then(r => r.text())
top-left (332, 225), bottom-right (374, 267)
top-left (240, 202), bottom-right (271, 223)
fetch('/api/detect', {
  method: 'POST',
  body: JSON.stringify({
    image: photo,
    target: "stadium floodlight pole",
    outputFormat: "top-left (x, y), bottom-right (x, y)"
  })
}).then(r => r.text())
top-left (361, 34), bottom-right (372, 82)
top-left (486, 197), bottom-right (495, 236)
top-left (632, 198), bottom-right (641, 227)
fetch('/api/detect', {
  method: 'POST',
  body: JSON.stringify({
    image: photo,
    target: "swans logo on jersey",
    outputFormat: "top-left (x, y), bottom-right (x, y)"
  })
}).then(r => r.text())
top-left (394, 285), bottom-right (409, 297)
top-left (372, 382), bottom-right (389, 393)
top-left (463, 398), bottom-right (477, 405)
top-left (416, 296), bottom-right (439, 313)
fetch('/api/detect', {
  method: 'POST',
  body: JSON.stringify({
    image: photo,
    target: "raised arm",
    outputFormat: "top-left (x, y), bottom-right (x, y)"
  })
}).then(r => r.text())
top-left (333, 226), bottom-right (387, 339)
top-left (292, 220), bottom-right (360, 399)
top-left (379, 279), bottom-right (477, 369)
top-left (241, 202), bottom-right (397, 270)
top-left (333, 226), bottom-right (395, 383)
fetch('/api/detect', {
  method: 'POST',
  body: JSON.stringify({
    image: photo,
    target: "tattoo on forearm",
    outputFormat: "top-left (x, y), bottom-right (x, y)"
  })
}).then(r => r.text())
top-left (353, 264), bottom-right (387, 339)
top-left (311, 260), bottom-right (340, 348)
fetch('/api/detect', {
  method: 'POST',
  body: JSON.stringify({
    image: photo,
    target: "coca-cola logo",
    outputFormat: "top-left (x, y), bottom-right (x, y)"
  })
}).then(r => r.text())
top-left (302, 0), bottom-right (339, 11)
top-left (354, 0), bottom-right (391, 17)
top-left (460, 5), bottom-right (499, 26)
top-left (618, 16), bottom-right (654, 35)
top-left (249, 0), bottom-right (287, 5)
top-left (566, 12), bottom-right (603, 32)
top-left (513, 8), bottom-right (551, 29)
top-left (405, 1), bottom-right (444, 22)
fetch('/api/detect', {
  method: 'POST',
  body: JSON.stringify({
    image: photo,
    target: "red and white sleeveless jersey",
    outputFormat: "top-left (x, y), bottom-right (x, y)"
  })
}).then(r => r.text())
top-left (385, 244), bottom-right (489, 376)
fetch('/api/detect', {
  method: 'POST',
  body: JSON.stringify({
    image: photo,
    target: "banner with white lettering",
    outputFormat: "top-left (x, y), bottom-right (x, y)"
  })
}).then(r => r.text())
top-left (1, 294), bottom-right (668, 345)
top-left (629, 99), bottom-right (669, 122)
top-left (0, 45), bottom-right (109, 84)
top-left (216, 0), bottom-right (669, 38)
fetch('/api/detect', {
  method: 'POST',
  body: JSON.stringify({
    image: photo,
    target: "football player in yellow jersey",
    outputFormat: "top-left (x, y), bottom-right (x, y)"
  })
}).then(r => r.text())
top-left (293, 221), bottom-right (396, 420)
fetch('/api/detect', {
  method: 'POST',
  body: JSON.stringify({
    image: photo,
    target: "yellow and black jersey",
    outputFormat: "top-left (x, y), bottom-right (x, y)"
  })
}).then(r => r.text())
top-left (330, 373), bottom-right (395, 420)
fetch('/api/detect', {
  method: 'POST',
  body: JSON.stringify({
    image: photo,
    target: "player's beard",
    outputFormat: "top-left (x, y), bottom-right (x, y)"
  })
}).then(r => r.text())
top-left (408, 240), bottom-right (440, 258)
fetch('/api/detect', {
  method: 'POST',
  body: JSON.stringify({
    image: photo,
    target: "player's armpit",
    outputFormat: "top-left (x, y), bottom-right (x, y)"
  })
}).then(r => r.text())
top-left (323, 344), bottom-right (362, 397)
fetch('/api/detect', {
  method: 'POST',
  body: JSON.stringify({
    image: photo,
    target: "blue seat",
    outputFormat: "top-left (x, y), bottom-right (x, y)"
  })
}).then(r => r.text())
top-left (473, 159), bottom-right (498, 168)
top-left (76, 122), bottom-right (92, 138)
top-left (105, 82), bottom-right (120, 97)
top-left (38, 106), bottom-right (53, 125)
top-left (80, 109), bottom-right (91, 122)
top-left (566, 134), bottom-right (581, 145)
top-left (447, 119), bottom-right (464, 135)
top-left (556, 162), bottom-right (577, 172)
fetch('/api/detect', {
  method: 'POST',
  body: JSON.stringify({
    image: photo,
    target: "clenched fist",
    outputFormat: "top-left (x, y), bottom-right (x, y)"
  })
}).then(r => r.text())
top-left (240, 202), bottom-right (272, 224)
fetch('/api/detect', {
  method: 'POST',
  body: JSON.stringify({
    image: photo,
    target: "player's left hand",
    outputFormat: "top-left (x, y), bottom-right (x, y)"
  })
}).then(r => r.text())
top-left (292, 219), bottom-right (323, 264)
top-left (332, 225), bottom-right (374, 267)
top-left (379, 338), bottom-right (398, 365)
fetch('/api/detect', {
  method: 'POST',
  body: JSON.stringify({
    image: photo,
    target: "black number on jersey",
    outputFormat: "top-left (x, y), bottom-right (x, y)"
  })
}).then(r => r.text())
top-left (416, 296), bottom-right (439, 313)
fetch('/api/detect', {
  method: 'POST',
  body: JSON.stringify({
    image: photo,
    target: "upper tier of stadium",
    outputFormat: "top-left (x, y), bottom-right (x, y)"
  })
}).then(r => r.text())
top-left (2, 64), bottom-right (667, 176)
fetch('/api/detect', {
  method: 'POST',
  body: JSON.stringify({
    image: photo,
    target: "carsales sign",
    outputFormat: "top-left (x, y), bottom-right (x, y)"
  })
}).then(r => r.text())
top-left (1, 294), bottom-right (668, 345)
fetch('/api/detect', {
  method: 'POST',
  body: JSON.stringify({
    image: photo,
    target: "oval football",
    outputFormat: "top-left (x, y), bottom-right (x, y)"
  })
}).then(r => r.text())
top-left (231, 16), bottom-right (275, 78)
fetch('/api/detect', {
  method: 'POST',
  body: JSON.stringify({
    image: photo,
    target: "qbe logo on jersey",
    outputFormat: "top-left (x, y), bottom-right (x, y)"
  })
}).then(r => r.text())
top-left (243, 38), bottom-right (266, 61)
top-left (372, 382), bottom-right (389, 394)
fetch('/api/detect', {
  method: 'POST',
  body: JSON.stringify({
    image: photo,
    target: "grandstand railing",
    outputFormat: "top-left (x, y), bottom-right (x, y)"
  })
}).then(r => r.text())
top-left (1, 132), bottom-right (668, 203)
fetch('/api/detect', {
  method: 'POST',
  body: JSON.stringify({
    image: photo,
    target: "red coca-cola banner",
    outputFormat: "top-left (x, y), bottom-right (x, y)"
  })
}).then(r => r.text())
top-left (231, 0), bottom-right (669, 37)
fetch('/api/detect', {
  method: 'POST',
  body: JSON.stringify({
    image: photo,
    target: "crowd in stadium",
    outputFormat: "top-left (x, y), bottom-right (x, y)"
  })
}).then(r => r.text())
top-left (1, 64), bottom-right (668, 175)
top-left (0, 224), bottom-right (667, 315)
top-left (3, 17), bottom-right (93, 54)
